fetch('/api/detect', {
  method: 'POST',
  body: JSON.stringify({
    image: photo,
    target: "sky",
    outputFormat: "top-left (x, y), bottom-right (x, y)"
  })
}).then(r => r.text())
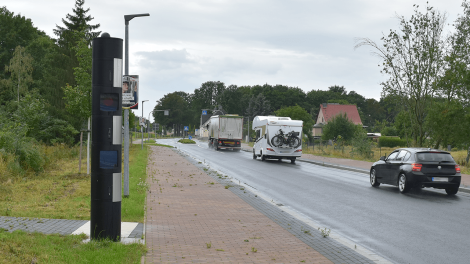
top-left (5, 0), bottom-right (467, 121)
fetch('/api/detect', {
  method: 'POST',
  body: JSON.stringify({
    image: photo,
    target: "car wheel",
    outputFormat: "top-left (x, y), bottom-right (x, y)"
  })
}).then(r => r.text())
top-left (370, 168), bottom-right (380, 187)
top-left (290, 158), bottom-right (296, 164)
top-left (261, 151), bottom-right (266, 161)
top-left (253, 150), bottom-right (257, 159)
top-left (398, 173), bottom-right (410, 193)
top-left (445, 187), bottom-right (458, 195)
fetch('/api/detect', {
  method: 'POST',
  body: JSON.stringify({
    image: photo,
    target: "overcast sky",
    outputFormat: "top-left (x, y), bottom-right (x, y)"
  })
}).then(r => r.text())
top-left (6, 0), bottom-right (466, 120)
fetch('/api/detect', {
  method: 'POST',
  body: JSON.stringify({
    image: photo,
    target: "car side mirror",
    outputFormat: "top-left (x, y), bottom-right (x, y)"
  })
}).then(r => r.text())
top-left (380, 156), bottom-right (386, 161)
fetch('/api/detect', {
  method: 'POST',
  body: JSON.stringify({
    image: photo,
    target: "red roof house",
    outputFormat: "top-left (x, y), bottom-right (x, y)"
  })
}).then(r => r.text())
top-left (312, 103), bottom-right (362, 137)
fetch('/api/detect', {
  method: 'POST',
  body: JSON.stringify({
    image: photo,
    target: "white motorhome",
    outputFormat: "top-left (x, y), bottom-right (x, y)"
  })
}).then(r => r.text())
top-left (252, 116), bottom-right (303, 163)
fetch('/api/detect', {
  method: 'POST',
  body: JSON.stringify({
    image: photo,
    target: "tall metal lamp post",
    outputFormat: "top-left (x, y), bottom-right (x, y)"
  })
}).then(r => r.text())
top-left (123, 13), bottom-right (149, 198)
top-left (152, 108), bottom-right (170, 138)
top-left (141, 100), bottom-right (149, 149)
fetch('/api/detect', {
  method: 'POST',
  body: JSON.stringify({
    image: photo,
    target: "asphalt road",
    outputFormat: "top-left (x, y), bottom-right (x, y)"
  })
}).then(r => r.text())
top-left (158, 138), bottom-right (470, 264)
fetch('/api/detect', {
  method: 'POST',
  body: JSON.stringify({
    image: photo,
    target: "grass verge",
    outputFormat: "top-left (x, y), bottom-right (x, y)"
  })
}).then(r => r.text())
top-left (0, 144), bottom-right (149, 222)
top-left (178, 139), bottom-right (196, 144)
top-left (121, 144), bottom-right (148, 222)
top-left (0, 230), bottom-right (146, 264)
top-left (0, 143), bottom-right (151, 263)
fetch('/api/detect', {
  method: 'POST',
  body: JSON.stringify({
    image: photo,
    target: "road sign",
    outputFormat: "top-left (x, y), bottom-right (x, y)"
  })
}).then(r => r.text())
top-left (188, 135), bottom-right (192, 140)
top-left (184, 126), bottom-right (189, 131)
top-left (202, 110), bottom-right (207, 115)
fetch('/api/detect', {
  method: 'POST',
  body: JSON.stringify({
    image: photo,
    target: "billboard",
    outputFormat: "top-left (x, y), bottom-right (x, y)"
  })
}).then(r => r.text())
top-left (122, 75), bottom-right (139, 109)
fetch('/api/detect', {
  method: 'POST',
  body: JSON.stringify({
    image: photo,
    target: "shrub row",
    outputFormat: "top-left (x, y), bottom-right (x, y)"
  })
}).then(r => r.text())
top-left (378, 136), bottom-right (407, 148)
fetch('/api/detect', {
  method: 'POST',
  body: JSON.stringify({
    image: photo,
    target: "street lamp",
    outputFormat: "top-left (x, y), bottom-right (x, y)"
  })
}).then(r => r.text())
top-left (123, 13), bottom-right (150, 198)
top-left (147, 111), bottom-right (152, 142)
top-left (141, 100), bottom-right (149, 149)
top-left (152, 106), bottom-right (170, 139)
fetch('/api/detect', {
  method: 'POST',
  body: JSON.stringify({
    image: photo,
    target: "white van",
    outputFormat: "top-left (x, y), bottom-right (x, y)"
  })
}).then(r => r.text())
top-left (252, 116), bottom-right (303, 163)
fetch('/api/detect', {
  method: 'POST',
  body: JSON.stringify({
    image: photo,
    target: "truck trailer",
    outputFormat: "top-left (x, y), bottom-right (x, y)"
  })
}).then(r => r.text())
top-left (252, 116), bottom-right (303, 163)
top-left (205, 115), bottom-right (244, 151)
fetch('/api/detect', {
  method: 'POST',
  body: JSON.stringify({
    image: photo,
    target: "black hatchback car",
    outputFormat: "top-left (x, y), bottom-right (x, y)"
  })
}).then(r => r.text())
top-left (370, 148), bottom-right (461, 195)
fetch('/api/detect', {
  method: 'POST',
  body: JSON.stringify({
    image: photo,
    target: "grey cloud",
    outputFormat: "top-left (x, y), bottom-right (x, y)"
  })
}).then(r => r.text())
top-left (136, 49), bottom-right (193, 70)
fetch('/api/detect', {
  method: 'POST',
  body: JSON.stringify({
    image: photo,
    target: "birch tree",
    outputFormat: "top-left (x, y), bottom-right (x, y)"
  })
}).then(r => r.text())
top-left (5, 46), bottom-right (33, 103)
top-left (355, 4), bottom-right (447, 146)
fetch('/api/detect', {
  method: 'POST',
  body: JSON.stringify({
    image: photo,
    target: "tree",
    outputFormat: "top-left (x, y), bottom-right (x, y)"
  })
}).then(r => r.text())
top-left (274, 105), bottom-right (313, 139)
top-left (5, 46), bottom-right (33, 103)
top-left (216, 84), bottom-right (249, 116)
top-left (355, 3), bottom-right (447, 146)
top-left (246, 93), bottom-right (271, 119)
top-left (321, 113), bottom-right (357, 142)
top-left (54, 0), bottom-right (100, 90)
top-left (154, 92), bottom-right (192, 130)
top-left (62, 30), bottom-right (92, 127)
top-left (442, 0), bottom-right (470, 104)
top-left (425, 100), bottom-right (469, 149)
top-left (191, 81), bottom-right (226, 124)
top-left (0, 7), bottom-right (39, 80)
top-left (53, 0), bottom-right (100, 48)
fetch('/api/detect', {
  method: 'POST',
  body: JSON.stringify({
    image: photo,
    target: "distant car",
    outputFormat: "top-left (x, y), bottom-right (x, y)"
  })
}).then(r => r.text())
top-left (370, 148), bottom-right (461, 195)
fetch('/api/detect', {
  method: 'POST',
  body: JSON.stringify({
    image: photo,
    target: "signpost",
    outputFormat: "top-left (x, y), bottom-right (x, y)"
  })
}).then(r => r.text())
top-left (184, 126), bottom-right (189, 138)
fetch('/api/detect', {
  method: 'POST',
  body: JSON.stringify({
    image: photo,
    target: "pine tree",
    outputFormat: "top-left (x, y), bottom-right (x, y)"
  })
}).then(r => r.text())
top-left (53, 0), bottom-right (101, 48)
top-left (53, 0), bottom-right (100, 101)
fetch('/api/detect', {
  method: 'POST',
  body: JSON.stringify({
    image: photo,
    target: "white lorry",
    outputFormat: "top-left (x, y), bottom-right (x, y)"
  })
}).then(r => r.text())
top-left (252, 116), bottom-right (303, 163)
top-left (205, 115), bottom-right (244, 151)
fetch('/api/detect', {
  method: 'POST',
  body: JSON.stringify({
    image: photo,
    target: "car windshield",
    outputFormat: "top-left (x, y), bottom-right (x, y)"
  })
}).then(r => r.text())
top-left (416, 152), bottom-right (454, 162)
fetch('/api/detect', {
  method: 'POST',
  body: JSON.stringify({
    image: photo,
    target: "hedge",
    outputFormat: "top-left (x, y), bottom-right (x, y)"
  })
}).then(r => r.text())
top-left (378, 136), bottom-right (407, 148)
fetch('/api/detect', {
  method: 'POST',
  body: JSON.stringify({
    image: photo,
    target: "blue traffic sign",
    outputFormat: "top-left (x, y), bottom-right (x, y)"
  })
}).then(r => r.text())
top-left (188, 135), bottom-right (192, 140)
top-left (184, 126), bottom-right (189, 131)
top-left (202, 110), bottom-right (207, 115)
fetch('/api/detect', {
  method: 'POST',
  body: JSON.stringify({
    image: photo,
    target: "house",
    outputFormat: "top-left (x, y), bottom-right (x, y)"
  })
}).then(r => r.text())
top-left (312, 103), bottom-right (362, 138)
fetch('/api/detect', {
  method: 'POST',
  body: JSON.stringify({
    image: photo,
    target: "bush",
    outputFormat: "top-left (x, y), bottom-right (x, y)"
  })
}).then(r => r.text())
top-left (321, 113), bottom-right (357, 142)
top-left (350, 129), bottom-right (374, 159)
top-left (178, 139), bottom-right (196, 144)
top-left (0, 129), bottom-right (45, 174)
top-left (381, 126), bottom-right (398, 136)
top-left (378, 136), bottom-right (407, 148)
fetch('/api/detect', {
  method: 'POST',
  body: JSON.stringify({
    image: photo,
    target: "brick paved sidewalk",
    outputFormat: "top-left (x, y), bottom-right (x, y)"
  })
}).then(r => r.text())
top-left (144, 146), bottom-right (333, 263)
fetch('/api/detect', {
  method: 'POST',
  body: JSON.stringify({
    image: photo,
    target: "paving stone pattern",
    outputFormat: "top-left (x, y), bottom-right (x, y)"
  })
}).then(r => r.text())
top-left (181, 150), bottom-right (375, 264)
top-left (0, 216), bottom-right (87, 235)
top-left (0, 217), bottom-right (144, 239)
top-left (144, 145), bottom-right (372, 263)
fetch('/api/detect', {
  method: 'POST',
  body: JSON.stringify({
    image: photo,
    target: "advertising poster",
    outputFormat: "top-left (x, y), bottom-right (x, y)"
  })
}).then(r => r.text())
top-left (122, 75), bottom-right (139, 109)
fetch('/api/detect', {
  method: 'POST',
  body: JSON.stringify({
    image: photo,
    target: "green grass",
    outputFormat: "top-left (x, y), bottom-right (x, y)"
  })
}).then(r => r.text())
top-left (0, 229), bottom-right (146, 264)
top-left (178, 139), bottom-right (196, 144)
top-left (0, 144), bottom-right (149, 222)
top-left (121, 144), bottom-right (148, 222)
top-left (0, 143), bottom-right (151, 263)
